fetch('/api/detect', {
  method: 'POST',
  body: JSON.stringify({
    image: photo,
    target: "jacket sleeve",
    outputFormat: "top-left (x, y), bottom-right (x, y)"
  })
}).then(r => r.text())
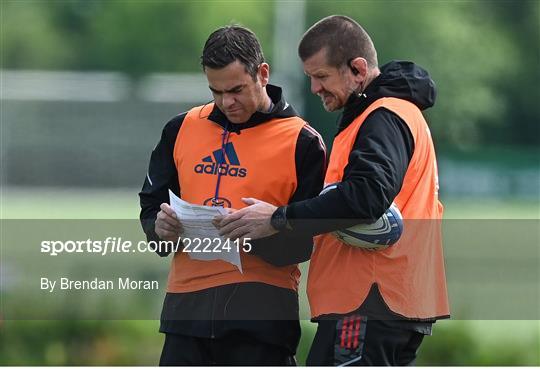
top-left (249, 125), bottom-right (327, 266)
top-left (285, 108), bottom-right (414, 235)
top-left (138, 113), bottom-right (185, 256)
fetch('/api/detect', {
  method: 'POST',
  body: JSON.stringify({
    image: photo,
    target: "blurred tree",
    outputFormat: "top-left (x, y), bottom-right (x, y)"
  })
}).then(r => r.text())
top-left (303, 1), bottom-right (537, 149)
top-left (1, 0), bottom-right (537, 148)
top-left (1, 0), bottom-right (274, 77)
top-left (484, 0), bottom-right (540, 147)
top-left (1, 1), bottom-right (73, 69)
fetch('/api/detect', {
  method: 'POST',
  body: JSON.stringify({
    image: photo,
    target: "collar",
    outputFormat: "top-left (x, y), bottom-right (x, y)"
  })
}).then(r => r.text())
top-left (207, 84), bottom-right (298, 133)
top-left (337, 74), bottom-right (384, 135)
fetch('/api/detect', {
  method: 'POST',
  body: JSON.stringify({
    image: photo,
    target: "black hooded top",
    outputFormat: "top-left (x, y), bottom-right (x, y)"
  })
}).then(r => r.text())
top-left (285, 60), bottom-right (437, 233)
top-left (139, 84), bottom-right (327, 350)
top-left (284, 61), bottom-right (437, 331)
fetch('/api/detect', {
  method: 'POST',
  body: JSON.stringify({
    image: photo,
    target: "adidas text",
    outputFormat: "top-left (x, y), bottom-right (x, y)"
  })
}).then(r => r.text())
top-left (194, 162), bottom-right (247, 178)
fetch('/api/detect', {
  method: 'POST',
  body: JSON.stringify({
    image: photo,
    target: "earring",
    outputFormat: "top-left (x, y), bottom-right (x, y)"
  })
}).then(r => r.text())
top-left (357, 81), bottom-right (366, 98)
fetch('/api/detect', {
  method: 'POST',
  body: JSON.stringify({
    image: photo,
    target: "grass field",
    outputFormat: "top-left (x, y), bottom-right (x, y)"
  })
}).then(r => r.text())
top-left (2, 187), bottom-right (539, 219)
top-left (1, 187), bottom-right (539, 365)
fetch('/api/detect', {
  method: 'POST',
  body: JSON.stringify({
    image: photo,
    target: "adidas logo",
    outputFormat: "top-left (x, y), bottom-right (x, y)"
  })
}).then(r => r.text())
top-left (194, 142), bottom-right (248, 178)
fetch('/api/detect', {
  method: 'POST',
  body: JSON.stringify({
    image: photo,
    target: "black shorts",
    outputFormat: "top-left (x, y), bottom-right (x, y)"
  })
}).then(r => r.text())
top-left (159, 331), bottom-right (297, 366)
top-left (306, 314), bottom-right (425, 366)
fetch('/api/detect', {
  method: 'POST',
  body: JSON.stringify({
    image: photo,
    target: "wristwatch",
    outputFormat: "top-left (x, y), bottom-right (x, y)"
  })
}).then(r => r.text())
top-left (270, 206), bottom-right (292, 231)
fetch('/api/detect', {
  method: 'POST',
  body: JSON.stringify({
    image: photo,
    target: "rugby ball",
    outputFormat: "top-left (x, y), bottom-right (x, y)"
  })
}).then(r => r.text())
top-left (320, 184), bottom-right (404, 250)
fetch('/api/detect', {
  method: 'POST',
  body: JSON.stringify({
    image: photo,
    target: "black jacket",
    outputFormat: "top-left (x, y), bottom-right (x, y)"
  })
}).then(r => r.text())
top-left (286, 60), bottom-right (436, 234)
top-left (285, 61), bottom-right (437, 333)
top-left (138, 84), bottom-right (326, 352)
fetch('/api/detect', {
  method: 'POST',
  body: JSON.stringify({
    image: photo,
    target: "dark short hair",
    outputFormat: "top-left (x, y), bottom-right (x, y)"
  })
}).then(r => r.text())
top-left (298, 15), bottom-right (377, 69)
top-left (201, 25), bottom-right (264, 80)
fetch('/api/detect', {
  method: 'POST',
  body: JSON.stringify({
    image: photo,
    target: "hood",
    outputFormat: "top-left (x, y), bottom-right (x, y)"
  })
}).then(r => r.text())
top-left (340, 60), bottom-right (436, 132)
top-left (372, 60), bottom-right (436, 110)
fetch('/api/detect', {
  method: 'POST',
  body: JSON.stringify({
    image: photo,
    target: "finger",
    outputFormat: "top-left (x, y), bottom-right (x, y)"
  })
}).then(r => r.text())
top-left (156, 228), bottom-right (179, 241)
top-left (160, 203), bottom-right (178, 219)
top-left (157, 210), bottom-right (181, 228)
top-left (224, 225), bottom-right (252, 241)
top-left (241, 197), bottom-right (262, 206)
top-left (156, 220), bottom-right (179, 233)
top-left (218, 220), bottom-right (240, 236)
top-left (212, 217), bottom-right (224, 229)
top-left (157, 215), bottom-right (181, 230)
top-left (212, 206), bottom-right (238, 227)
top-left (218, 218), bottom-right (249, 236)
top-left (218, 209), bottom-right (247, 227)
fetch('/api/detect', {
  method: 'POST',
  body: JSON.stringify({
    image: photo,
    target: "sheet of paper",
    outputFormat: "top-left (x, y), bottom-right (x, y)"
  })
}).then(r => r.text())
top-left (168, 190), bottom-right (242, 273)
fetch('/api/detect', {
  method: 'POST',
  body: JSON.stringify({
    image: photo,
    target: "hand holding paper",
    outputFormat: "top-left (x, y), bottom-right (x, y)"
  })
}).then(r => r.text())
top-left (155, 203), bottom-right (183, 242)
top-left (168, 190), bottom-right (242, 273)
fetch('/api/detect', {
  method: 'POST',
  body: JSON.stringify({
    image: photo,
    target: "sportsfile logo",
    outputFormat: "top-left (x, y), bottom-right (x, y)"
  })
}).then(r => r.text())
top-left (194, 142), bottom-right (247, 178)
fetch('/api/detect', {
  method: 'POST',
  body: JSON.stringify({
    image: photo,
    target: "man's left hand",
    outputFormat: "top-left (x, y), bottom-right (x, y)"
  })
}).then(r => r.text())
top-left (215, 198), bottom-right (278, 240)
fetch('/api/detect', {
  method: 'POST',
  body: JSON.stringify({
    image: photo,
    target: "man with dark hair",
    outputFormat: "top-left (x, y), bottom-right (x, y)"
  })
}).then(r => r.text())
top-left (202, 26), bottom-right (264, 80)
top-left (217, 16), bottom-right (450, 366)
top-left (139, 25), bottom-right (326, 365)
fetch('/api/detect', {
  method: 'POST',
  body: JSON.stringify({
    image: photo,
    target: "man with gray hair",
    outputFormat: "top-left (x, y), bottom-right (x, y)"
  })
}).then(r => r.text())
top-left (217, 15), bottom-right (449, 366)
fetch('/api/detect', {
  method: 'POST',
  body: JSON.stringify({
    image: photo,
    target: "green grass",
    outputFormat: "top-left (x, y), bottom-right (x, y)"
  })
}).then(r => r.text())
top-left (443, 198), bottom-right (539, 219)
top-left (1, 188), bottom-right (140, 219)
top-left (1, 187), bottom-right (539, 365)
top-left (1, 187), bottom-right (539, 219)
